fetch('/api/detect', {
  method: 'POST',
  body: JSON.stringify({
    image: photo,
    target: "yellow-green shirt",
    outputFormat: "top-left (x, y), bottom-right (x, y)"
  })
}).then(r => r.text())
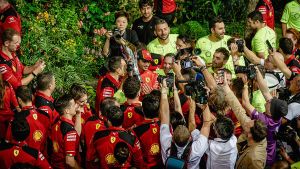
top-left (281, 0), bottom-right (300, 32)
top-left (251, 26), bottom-right (276, 59)
top-left (251, 90), bottom-right (266, 113)
top-left (195, 35), bottom-right (236, 78)
top-left (147, 34), bottom-right (178, 56)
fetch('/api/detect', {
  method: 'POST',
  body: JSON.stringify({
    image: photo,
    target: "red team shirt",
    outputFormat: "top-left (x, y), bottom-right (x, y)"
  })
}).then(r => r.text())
top-left (93, 126), bottom-right (144, 169)
top-left (256, 0), bottom-right (275, 29)
top-left (0, 50), bottom-right (24, 89)
top-left (0, 4), bottom-right (21, 35)
top-left (121, 102), bottom-right (145, 129)
top-left (51, 116), bottom-right (80, 169)
top-left (0, 141), bottom-right (51, 169)
top-left (133, 118), bottom-right (162, 168)
top-left (0, 83), bottom-right (18, 138)
top-left (6, 106), bottom-right (46, 151)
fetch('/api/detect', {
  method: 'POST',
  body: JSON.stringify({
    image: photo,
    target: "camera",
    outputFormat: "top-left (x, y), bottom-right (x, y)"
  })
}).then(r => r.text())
top-left (276, 125), bottom-right (297, 143)
top-left (175, 47), bottom-right (201, 60)
top-left (180, 58), bottom-right (194, 70)
top-left (179, 75), bottom-right (208, 104)
top-left (113, 28), bottom-right (122, 40)
top-left (235, 65), bottom-right (256, 79)
top-left (236, 39), bottom-right (244, 53)
top-left (157, 73), bottom-right (174, 88)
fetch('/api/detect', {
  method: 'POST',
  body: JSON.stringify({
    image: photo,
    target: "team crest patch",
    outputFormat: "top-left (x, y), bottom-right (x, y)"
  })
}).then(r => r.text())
top-left (13, 149), bottom-right (19, 157)
top-left (110, 136), bottom-right (116, 143)
top-left (128, 112), bottom-right (132, 118)
top-left (154, 59), bottom-right (159, 65)
top-left (96, 123), bottom-right (101, 130)
top-left (81, 118), bottom-right (85, 124)
top-left (150, 143), bottom-right (159, 155)
top-left (33, 113), bottom-right (38, 120)
top-left (105, 153), bottom-right (116, 165)
top-left (33, 130), bottom-right (43, 141)
top-left (55, 124), bottom-right (59, 131)
top-left (145, 77), bottom-right (150, 83)
top-left (152, 128), bottom-right (157, 134)
top-left (53, 141), bottom-right (59, 153)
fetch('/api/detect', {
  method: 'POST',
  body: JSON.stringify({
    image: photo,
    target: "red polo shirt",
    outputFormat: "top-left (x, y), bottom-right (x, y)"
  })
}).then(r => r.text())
top-left (0, 83), bottom-right (18, 138)
top-left (121, 102), bottom-right (145, 129)
top-left (82, 115), bottom-right (106, 169)
top-left (133, 118), bottom-right (162, 168)
top-left (50, 116), bottom-right (80, 169)
top-left (0, 141), bottom-right (51, 169)
top-left (93, 126), bottom-right (144, 169)
top-left (95, 73), bottom-right (121, 113)
top-left (0, 4), bottom-right (21, 36)
top-left (0, 50), bottom-right (24, 89)
top-left (6, 106), bottom-right (46, 151)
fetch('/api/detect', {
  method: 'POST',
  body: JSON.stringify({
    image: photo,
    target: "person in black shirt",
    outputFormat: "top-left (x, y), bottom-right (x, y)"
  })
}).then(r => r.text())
top-left (132, 0), bottom-right (159, 45)
top-left (102, 11), bottom-right (140, 58)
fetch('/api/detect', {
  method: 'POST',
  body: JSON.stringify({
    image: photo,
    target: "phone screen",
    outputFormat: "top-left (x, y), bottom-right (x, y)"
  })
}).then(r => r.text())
top-left (216, 69), bottom-right (225, 85)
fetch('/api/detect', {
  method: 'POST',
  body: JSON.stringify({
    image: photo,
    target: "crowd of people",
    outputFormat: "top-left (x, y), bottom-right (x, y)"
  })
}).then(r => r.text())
top-left (0, 0), bottom-right (300, 168)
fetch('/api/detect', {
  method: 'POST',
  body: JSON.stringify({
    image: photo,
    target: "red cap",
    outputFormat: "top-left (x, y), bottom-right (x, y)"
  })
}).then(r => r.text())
top-left (137, 49), bottom-right (153, 61)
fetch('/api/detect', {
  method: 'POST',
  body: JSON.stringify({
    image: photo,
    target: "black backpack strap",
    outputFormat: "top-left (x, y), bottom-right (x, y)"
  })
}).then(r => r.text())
top-left (181, 141), bottom-right (193, 160)
top-left (118, 130), bottom-right (136, 147)
top-left (0, 55), bottom-right (12, 68)
top-left (22, 146), bottom-right (39, 160)
top-left (36, 109), bottom-right (50, 119)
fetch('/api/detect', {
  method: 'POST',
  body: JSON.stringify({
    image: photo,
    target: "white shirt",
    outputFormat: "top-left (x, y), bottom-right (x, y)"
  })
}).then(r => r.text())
top-left (160, 124), bottom-right (208, 169)
top-left (206, 135), bottom-right (238, 169)
top-left (286, 102), bottom-right (300, 120)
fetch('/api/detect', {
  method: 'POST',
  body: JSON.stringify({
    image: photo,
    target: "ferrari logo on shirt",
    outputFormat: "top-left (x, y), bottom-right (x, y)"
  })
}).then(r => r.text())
top-left (81, 118), bottom-right (85, 124)
top-left (128, 112), bottom-right (132, 118)
top-left (33, 130), bottom-right (43, 141)
top-left (110, 136), bottom-right (116, 143)
top-left (154, 59), bottom-right (159, 65)
top-left (150, 144), bottom-right (159, 155)
top-left (105, 153), bottom-right (116, 164)
top-left (96, 123), bottom-right (101, 130)
top-left (33, 113), bottom-right (38, 120)
top-left (53, 141), bottom-right (59, 153)
top-left (13, 149), bottom-right (19, 157)
top-left (55, 124), bottom-right (59, 131)
top-left (146, 77), bottom-right (150, 83)
top-left (152, 128), bottom-right (157, 134)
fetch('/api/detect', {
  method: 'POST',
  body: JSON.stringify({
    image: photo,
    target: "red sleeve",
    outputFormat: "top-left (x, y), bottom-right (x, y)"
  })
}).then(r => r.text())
top-left (8, 85), bottom-right (19, 107)
top-left (35, 151), bottom-right (52, 169)
top-left (0, 64), bottom-right (22, 89)
top-left (2, 16), bottom-right (21, 34)
top-left (64, 130), bottom-right (79, 157)
top-left (131, 136), bottom-right (145, 168)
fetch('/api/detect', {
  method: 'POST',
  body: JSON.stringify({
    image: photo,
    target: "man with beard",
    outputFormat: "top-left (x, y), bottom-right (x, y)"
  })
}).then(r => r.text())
top-left (196, 16), bottom-right (235, 76)
top-left (132, 0), bottom-right (159, 45)
top-left (147, 19), bottom-right (178, 56)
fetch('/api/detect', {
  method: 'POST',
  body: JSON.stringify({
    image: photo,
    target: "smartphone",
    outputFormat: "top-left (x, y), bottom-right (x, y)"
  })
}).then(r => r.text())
top-left (216, 69), bottom-right (225, 85)
top-left (266, 40), bottom-right (273, 52)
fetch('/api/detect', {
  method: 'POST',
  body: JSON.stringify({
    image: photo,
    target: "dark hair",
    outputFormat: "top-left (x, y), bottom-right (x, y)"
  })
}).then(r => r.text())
top-left (150, 89), bottom-right (161, 100)
top-left (232, 78), bottom-right (244, 99)
top-left (170, 111), bottom-right (186, 130)
top-left (114, 142), bottom-right (130, 164)
top-left (209, 16), bottom-right (224, 29)
top-left (16, 86), bottom-right (32, 103)
top-left (100, 97), bottom-right (118, 117)
top-left (139, 0), bottom-right (153, 8)
top-left (279, 37), bottom-right (294, 55)
top-left (11, 118), bottom-right (30, 141)
top-left (251, 120), bottom-right (267, 142)
top-left (142, 94), bottom-right (159, 119)
top-left (214, 115), bottom-right (234, 140)
top-left (164, 53), bottom-right (175, 60)
top-left (247, 11), bottom-right (263, 23)
top-left (70, 83), bottom-right (87, 101)
top-left (123, 76), bottom-right (141, 99)
top-left (2, 28), bottom-right (19, 45)
top-left (115, 11), bottom-right (129, 22)
top-left (177, 34), bottom-right (194, 46)
top-left (54, 94), bottom-right (74, 115)
top-left (108, 56), bottom-right (124, 73)
top-left (155, 19), bottom-right (168, 27)
top-left (215, 47), bottom-right (230, 60)
top-left (106, 106), bottom-right (124, 126)
top-left (36, 72), bottom-right (54, 91)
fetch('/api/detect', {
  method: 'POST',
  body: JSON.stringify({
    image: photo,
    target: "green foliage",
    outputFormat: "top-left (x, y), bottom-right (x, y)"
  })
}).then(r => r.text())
top-left (177, 21), bottom-right (209, 40)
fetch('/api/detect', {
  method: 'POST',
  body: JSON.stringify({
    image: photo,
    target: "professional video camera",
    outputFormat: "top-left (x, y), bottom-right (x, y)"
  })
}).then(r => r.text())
top-left (178, 73), bottom-right (208, 104)
top-left (235, 65), bottom-right (256, 79)
top-left (157, 73), bottom-right (174, 88)
top-left (175, 48), bottom-right (201, 70)
top-left (227, 38), bottom-right (244, 53)
top-left (113, 28), bottom-right (122, 40)
top-left (276, 125), bottom-right (298, 143)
